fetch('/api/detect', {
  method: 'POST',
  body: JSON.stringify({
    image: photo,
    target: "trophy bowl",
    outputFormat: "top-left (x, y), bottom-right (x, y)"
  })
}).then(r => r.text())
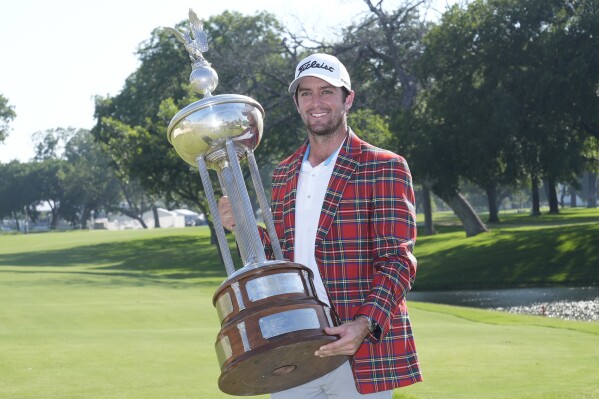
top-left (167, 94), bottom-right (264, 168)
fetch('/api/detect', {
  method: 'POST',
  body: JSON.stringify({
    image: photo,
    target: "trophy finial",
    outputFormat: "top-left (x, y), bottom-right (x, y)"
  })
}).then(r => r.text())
top-left (164, 9), bottom-right (218, 96)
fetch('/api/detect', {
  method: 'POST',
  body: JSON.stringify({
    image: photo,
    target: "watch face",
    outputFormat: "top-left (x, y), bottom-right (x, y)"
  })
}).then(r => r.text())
top-left (368, 318), bottom-right (375, 332)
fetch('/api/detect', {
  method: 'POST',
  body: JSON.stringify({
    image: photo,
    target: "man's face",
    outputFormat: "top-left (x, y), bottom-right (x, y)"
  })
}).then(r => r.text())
top-left (295, 76), bottom-right (354, 138)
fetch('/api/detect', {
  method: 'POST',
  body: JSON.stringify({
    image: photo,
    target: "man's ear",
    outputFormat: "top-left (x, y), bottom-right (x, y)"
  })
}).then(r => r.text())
top-left (345, 90), bottom-right (355, 111)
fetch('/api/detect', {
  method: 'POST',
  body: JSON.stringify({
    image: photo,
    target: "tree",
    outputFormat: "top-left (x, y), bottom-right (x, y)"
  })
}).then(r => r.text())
top-left (0, 161), bottom-right (40, 229)
top-left (348, 109), bottom-right (394, 149)
top-left (415, 0), bottom-right (534, 222)
top-left (0, 94), bottom-right (16, 143)
top-left (340, 0), bottom-right (429, 112)
top-left (416, 0), bottom-right (594, 222)
top-left (29, 159), bottom-right (69, 229)
top-left (339, 0), bottom-right (488, 236)
top-left (31, 128), bottom-right (124, 229)
top-left (547, 0), bottom-right (599, 141)
top-left (531, 0), bottom-right (599, 211)
top-left (93, 11), bottom-right (300, 244)
top-left (60, 130), bottom-right (122, 228)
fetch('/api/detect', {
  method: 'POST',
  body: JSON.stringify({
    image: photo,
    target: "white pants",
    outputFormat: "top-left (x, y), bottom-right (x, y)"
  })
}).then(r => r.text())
top-left (270, 361), bottom-right (393, 399)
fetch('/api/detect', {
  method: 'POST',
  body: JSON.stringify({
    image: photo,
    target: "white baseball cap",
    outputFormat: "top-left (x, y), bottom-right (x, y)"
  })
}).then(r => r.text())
top-left (288, 53), bottom-right (351, 94)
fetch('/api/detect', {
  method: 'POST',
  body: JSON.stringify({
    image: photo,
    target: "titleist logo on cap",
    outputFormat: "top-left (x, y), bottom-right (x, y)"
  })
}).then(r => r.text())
top-left (297, 60), bottom-right (334, 77)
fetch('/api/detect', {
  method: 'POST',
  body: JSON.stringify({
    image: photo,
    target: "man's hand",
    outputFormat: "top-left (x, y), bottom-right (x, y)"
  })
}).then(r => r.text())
top-left (218, 196), bottom-right (236, 232)
top-left (314, 318), bottom-right (370, 357)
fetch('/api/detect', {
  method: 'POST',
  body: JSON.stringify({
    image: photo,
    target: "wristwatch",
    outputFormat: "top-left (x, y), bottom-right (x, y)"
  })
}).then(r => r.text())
top-left (355, 315), bottom-right (377, 333)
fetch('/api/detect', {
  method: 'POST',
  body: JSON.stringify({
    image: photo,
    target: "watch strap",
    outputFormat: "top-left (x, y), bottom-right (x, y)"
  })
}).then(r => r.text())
top-left (354, 315), bottom-right (376, 332)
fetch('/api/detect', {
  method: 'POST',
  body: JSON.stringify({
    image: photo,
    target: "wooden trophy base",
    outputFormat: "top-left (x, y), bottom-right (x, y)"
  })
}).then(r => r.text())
top-left (218, 332), bottom-right (347, 395)
top-left (213, 262), bottom-right (347, 396)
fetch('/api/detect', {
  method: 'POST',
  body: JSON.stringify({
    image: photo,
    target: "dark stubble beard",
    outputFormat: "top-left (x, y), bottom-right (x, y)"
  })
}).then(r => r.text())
top-left (305, 111), bottom-right (345, 138)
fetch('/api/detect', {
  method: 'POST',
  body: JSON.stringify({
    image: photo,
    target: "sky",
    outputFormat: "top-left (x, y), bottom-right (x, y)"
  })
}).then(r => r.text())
top-left (0, 0), bottom-right (453, 163)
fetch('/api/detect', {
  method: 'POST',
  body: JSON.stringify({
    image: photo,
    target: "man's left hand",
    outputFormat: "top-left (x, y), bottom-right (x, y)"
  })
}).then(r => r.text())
top-left (314, 318), bottom-right (370, 357)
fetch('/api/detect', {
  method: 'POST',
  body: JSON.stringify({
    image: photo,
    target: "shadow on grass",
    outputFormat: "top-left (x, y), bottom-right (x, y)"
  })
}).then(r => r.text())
top-left (415, 223), bottom-right (599, 290)
top-left (0, 235), bottom-right (233, 280)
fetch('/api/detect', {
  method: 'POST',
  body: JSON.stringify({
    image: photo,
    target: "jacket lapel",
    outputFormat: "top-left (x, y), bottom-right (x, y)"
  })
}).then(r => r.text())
top-left (315, 131), bottom-right (361, 248)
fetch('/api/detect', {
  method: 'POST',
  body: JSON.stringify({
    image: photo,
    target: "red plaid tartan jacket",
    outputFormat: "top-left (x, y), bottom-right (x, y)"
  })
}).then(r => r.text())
top-left (261, 130), bottom-right (422, 393)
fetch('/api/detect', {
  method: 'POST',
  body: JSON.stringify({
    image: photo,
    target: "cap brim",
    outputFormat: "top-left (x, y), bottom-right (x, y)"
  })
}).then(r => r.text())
top-left (288, 74), bottom-right (347, 94)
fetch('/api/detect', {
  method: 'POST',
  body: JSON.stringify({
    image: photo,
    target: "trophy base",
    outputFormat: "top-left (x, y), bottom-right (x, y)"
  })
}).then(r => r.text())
top-left (218, 333), bottom-right (347, 395)
top-left (212, 262), bottom-right (347, 396)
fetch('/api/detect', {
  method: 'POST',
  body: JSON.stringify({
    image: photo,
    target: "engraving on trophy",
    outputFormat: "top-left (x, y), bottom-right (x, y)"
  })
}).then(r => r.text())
top-left (246, 273), bottom-right (305, 302)
top-left (216, 335), bottom-right (233, 367)
top-left (259, 308), bottom-right (320, 339)
top-left (215, 291), bottom-right (234, 321)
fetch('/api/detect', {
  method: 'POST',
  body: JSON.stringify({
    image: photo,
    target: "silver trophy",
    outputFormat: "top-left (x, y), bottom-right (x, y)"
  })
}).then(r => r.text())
top-left (166, 10), bottom-right (346, 396)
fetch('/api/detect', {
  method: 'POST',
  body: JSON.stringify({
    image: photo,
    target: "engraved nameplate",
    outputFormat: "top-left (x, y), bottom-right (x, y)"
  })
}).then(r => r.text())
top-left (215, 292), bottom-right (234, 321)
top-left (246, 273), bottom-right (305, 302)
top-left (259, 308), bottom-right (320, 339)
top-left (215, 336), bottom-right (233, 367)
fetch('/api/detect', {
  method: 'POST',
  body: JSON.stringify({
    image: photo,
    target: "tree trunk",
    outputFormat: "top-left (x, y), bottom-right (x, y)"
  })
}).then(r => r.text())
top-left (546, 178), bottom-right (559, 214)
top-left (152, 205), bottom-right (161, 228)
top-left (80, 207), bottom-right (89, 229)
top-left (421, 183), bottom-right (435, 235)
top-left (12, 211), bottom-right (20, 232)
top-left (570, 186), bottom-right (577, 207)
top-left (559, 185), bottom-right (567, 208)
top-left (112, 206), bottom-right (148, 228)
top-left (587, 172), bottom-right (597, 208)
top-left (485, 185), bottom-right (500, 223)
top-left (436, 190), bottom-right (488, 237)
top-left (531, 177), bottom-right (541, 216)
top-left (50, 210), bottom-right (59, 230)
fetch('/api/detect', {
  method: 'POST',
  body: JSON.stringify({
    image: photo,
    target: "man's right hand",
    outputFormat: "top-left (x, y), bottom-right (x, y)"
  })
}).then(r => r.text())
top-left (218, 196), bottom-right (236, 232)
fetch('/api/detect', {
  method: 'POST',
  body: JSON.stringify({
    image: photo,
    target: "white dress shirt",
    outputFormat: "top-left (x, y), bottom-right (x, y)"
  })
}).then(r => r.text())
top-left (294, 143), bottom-right (342, 306)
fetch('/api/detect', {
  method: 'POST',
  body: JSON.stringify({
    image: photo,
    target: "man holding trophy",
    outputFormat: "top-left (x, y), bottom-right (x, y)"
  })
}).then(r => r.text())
top-left (219, 53), bottom-right (422, 398)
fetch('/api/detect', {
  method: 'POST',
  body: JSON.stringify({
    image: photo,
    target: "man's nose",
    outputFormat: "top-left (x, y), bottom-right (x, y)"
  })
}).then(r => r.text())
top-left (308, 92), bottom-right (325, 105)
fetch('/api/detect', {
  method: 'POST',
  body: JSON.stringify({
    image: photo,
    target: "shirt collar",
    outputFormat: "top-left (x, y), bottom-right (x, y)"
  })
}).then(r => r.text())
top-left (302, 142), bottom-right (342, 167)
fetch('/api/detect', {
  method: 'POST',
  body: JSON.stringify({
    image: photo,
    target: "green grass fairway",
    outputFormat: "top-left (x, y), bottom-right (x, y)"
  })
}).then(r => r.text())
top-left (1, 218), bottom-right (598, 398)
top-left (414, 208), bottom-right (599, 290)
top-left (399, 303), bottom-right (598, 399)
top-left (0, 228), bottom-right (238, 399)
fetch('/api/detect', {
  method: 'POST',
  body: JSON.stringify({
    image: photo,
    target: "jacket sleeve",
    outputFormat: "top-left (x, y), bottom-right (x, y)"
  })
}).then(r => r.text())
top-left (355, 156), bottom-right (417, 342)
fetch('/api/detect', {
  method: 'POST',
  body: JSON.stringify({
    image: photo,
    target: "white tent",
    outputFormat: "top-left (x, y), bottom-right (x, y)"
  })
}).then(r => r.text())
top-left (172, 209), bottom-right (206, 226)
top-left (142, 208), bottom-right (185, 228)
